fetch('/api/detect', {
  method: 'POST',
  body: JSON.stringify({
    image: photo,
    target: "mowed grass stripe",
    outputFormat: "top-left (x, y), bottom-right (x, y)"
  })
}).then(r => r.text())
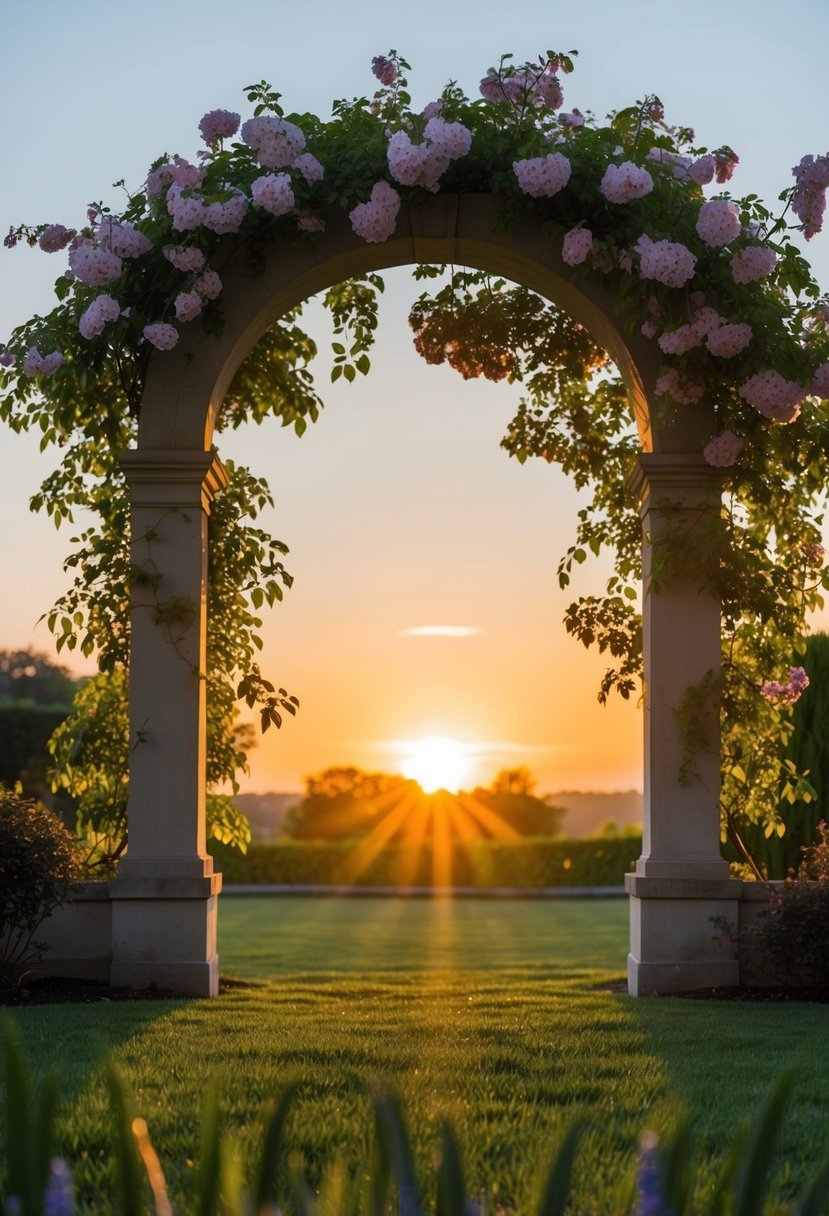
top-left (5, 897), bottom-right (829, 1213)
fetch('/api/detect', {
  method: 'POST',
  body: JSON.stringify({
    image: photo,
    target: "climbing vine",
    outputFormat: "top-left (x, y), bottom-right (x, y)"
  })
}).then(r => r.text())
top-left (1, 49), bottom-right (828, 870)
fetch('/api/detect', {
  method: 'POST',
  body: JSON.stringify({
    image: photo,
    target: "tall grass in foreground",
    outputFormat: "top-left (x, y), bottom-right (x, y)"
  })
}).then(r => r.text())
top-left (4, 1023), bottom-right (829, 1216)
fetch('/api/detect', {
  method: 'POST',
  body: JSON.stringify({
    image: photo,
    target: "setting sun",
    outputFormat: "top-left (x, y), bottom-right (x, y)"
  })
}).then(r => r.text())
top-left (401, 736), bottom-right (470, 793)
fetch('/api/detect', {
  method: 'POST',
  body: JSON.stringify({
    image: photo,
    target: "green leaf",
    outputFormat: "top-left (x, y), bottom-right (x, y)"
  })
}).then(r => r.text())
top-left (538, 1121), bottom-right (584, 1216)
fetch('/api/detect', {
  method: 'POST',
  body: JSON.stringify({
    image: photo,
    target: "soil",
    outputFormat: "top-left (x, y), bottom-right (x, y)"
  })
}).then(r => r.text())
top-left (600, 978), bottom-right (829, 1003)
top-left (0, 975), bottom-right (260, 1006)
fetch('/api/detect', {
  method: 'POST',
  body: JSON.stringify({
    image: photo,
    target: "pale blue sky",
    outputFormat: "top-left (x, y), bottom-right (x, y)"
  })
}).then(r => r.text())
top-left (1, 0), bottom-right (827, 792)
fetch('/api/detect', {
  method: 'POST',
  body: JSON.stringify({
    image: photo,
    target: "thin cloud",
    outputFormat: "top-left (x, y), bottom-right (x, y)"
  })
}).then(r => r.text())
top-left (397, 625), bottom-right (482, 638)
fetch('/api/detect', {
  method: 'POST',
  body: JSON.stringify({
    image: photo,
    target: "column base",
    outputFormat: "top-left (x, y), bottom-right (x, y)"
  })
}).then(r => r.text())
top-left (110, 955), bottom-right (219, 998)
top-left (627, 954), bottom-right (739, 996)
top-left (627, 875), bottom-right (740, 996)
top-left (110, 880), bottom-right (220, 997)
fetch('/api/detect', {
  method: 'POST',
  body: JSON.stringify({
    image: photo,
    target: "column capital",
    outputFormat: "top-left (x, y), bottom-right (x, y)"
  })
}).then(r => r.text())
top-left (627, 453), bottom-right (727, 507)
top-left (120, 449), bottom-right (229, 512)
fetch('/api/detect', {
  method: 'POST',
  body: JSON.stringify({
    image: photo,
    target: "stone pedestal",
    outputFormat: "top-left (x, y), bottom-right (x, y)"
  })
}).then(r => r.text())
top-left (626, 454), bottom-right (739, 994)
top-left (113, 451), bottom-right (227, 997)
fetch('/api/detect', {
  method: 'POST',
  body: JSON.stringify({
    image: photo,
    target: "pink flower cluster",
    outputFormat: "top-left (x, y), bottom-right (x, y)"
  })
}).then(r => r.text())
top-left (812, 362), bottom-right (829, 398)
top-left (703, 430), bottom-right (744, 467)
top-left (804, 542), bottom-right (826, 567)
top-left (513, 152), bottom-right (571, 198)
top-left (792, 154), bottom-right (829, 240)
top-left (251, 173), bottom-right (295, 217)
top-left (39, 224), bottom-right (75, 253)
top-left (143, 323), bottom-right (179, 351)
top-left (167, 184), bottom-right (206, 232)
top-left (68, 242), bottom-right (122, 287)
top-left (558, 109), bottom-right (584, 128)
top-left (195, 270), bottom-right (222, 299)
top-left (658, 322), bottom-right (704, 355)
top-left (349, 180), bottom-right (400, 243)
top-left (695, 199), bottom-right (741, 247)
top-left (147, 156), bottom-right (203, 199)
top-left (202, 189), bottom-right (248, 235)
top-left (372, 56), bottom-right (398, 87)
top-left (600, 162), bottom-right (653, 204)
top-left (706, 322), bottom-right (752, 358)
top-left (293, 153), bottom-right (324, 185)
top-left (646, 148), bottom-right (691, 180)
top-left (635, 235), bottom-right (696, 288)
top-left (163, 245), bottom-right (205, 272)
top-left (241, 116), bottom-right (306, 169)
top-left (79, 293), bottom-right (120, 340)
top-left (730, 245), bottom-right (777, 285)
top-left (761, 666), bottom-right (809, 705)
top-left (199, 109), bottom-right (240, 144)
top-left (388, 117), bottom-right (472, 192)
top-left (175, 291), bottom-right (203, 322)
top-left (23, 346), bottom-right (63, 377)
top-left (480, 64), bottom-right (563, 110)
top-left (688, 155), bottom-right (715, 185)
top-left (655, 368), bottom-right (703, 405)
top-left (96, 218), bottom-right (152, 259)
top-left (738, 370), bottom-right (806, 424)
top-left (561, 226), bottom-right (593, 266)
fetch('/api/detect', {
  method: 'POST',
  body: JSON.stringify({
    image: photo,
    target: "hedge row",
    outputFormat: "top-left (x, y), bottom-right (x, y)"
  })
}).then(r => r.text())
top-left (209, 835), bottom-right (641, 888)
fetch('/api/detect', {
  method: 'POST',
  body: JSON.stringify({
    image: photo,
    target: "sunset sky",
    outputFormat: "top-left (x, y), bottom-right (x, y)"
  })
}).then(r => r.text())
top-left (1, 0), bottom-right (827, 795)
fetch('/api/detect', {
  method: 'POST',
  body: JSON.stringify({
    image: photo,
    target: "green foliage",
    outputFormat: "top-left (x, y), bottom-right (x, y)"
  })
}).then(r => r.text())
top-left (48, 671), bottom-right (250, 869)
top-left (0, 788), bottom-right (81, 986)
top-left (0, 703), bottom-right (69, 796)
top-left (210, 833), bottom-right (639, 888)
top-left (4, 1022), bottom-right (829, 1215)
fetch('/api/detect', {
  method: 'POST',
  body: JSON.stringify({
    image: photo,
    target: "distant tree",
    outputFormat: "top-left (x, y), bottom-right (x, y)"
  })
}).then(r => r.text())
top-left (0, 649), bottom-right (80, 706)
top-left (285, 764), bottom-right (565, 842)
top-left (472, 768), bottom-right (565, 837)
top-left (0, 649), bottom-right (82, 803)
top-left (490, 766), bottom-right (537, 797)
top-left (286, 767), bottom-right (415, 841)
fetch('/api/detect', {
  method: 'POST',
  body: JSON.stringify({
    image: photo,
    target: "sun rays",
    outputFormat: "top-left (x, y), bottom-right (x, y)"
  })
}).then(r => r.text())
top-left (339, 743), bottom-right (525, 889)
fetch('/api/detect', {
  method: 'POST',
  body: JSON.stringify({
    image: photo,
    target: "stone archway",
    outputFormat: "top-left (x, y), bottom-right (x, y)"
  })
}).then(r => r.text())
top-left (112, 193), bottom-right (740, 997)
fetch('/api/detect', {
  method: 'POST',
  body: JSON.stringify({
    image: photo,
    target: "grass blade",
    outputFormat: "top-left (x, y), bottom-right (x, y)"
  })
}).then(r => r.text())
top-left (195, 1078), bottom-right (222, 1216)
top-left (797, 1153), bottom-right (829, 1216)
top-left (371, 1089), bottom-right (419, 1216)
top-left (660, 1118), bottom-right (694, 1216)
top-left (105, 1060), bottom-right (145, 1216)
top-left (538, 1121), bottom-right (584, 1216)
top-left (436, 1122), bottom-right (466, 1216)
top-left (3, 1020), bottom-right (34, 1216)
top-left (254, 1083), bottom-right (298, 1209)
top-left (733, 1071), bottom-right (794, 1216)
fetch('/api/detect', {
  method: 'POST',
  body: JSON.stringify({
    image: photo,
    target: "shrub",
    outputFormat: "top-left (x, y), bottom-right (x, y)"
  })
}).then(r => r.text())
top-left (209, 835), bottom-right (641, 888)
top-left (749, 882), bottom-right (829, 988)
top-left (741, 825), bottom-right (829, 987)
top-left (0, 786), bottom-right (82, 986)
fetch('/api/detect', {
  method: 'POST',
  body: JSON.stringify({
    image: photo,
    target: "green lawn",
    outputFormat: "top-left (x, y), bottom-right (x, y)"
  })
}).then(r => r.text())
top-left (5, 896), bottom-right (829, 1213)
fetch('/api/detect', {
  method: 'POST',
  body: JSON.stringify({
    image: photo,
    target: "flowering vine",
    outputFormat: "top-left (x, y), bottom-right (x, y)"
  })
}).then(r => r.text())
top-left (1, 49), bottom-right (828, 870)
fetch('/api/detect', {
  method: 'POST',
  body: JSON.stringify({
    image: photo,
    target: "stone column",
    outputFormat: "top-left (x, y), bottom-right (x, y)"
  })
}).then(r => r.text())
top-left (626, 453), bottom-right (740, 995)
top-left (109, 450), bottom-right (227, 997)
